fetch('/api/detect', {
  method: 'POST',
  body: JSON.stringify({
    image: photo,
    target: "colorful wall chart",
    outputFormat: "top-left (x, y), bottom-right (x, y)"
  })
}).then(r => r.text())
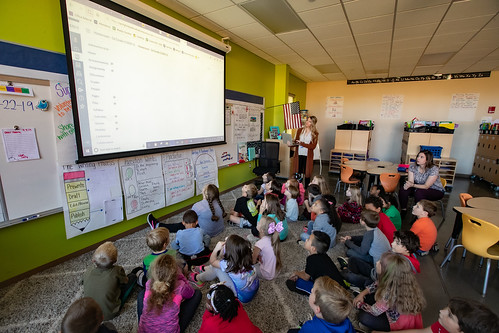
top-left (61, 161), bottom-right (123, 239)
top-left (51, 80), bottom-right (77, 164)
top-left (119, 155), bottom-right (165, 220)
top-left (192, 148), bottom-right (218, 194)
top-left (162, 151), bottom-right (195, 205)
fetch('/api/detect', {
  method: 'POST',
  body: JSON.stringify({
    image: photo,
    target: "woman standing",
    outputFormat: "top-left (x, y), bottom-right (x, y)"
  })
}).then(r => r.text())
top-left (292, 115), bottom-right (318, 187)
top-left (398, 150), bottom-right (445, 217)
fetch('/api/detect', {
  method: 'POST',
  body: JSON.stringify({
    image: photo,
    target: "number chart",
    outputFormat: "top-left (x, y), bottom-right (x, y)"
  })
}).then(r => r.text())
top-left (1, 99), bottom-right (35, 112)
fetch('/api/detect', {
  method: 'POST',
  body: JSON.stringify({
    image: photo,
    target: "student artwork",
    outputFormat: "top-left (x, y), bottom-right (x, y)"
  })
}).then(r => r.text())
top-left (119, 155), bottom-right (165, 219)
top-left (216, 145), bottom-right (237, 167)
top-left (61, 162), bottom-right (123, 239)
top-left (192, 148), bottom-right (218, 194)
top-left (237, 142), bottom-right (248, 163)
top-left (162, 150), bottom-right (195, 206)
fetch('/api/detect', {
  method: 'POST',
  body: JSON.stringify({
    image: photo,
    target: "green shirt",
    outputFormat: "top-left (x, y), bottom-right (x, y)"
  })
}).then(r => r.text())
top-left (143, 248), bottom-right (176, 275)
top-left (383, 205), bottom-right (402, 231)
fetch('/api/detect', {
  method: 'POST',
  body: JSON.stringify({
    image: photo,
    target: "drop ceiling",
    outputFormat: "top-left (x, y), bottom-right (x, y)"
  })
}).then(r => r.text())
top-left (155, 0), bottom-right (499, 82)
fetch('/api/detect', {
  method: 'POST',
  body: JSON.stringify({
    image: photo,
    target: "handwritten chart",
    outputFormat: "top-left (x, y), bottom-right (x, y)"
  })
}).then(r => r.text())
top-left (162, 151), bottom-right (195, 205)
top-left (192, 148), bottom-right (218, 194)
top-left (232, 104), bottom-right (249, 142)
top-left (61, 161), bottom-right (123, 239)
top-left (448, 93), bottom-right (479, 121)
top-left (119, 155), bottom-right (165, 219)
top-left (380, 94), bottom-right (404, 119)
top-left (1, 128), bottom-right (40, 162)
top-left (326, 96), bottom-right (344, 118)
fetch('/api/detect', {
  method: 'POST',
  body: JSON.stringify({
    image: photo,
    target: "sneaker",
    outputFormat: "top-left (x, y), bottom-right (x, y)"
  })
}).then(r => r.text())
top-left (147, 213), bottom-right (158, 230)
top-left (302, 226), bottom-right (308, 233)
top-left (418, 250), bottom-right (429, 257)
top-left (191, 265), bottom-right (206, 274)
top-left (188, 272), bottom-right (205, 287)
top-left (431, 242), bottom-right (440, 252)
top-left (337, 257), bottom-right (349, 270)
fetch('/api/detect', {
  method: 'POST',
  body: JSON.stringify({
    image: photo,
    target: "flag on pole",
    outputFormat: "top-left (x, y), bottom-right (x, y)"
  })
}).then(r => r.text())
top-left (283, 101), bottom-right (301, 130)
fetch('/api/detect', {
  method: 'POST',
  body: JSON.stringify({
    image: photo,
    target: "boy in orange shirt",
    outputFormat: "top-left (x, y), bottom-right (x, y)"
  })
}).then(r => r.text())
top-left (410, 199), bottom-right (437, 256)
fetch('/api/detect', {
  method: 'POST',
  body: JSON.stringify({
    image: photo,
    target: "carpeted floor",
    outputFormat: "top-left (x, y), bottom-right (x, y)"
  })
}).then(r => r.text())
top-left (0, 186), bottom-right (366, 333)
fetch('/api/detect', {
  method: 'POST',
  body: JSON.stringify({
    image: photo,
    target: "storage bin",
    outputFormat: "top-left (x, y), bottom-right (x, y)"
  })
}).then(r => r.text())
top-left (337, 123), bottom-right (356, 130)
top-left (420, 145), bottom-right (442, 158)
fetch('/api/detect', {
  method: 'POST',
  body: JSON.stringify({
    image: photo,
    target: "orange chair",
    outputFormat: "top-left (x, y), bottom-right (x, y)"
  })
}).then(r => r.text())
top-left (440, 213), bottom-right (499, 296)
top-left (379, 173), bottom-right (400, 193)
top-left (445, 193), bottom-right (473, 251)
top-left (334, 164), bottom-right (361, 194)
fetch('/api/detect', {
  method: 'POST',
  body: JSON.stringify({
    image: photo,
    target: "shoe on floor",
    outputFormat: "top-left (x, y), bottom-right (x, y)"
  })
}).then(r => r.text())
top-left (147, 213), bottom-right (158, 230)
top-left (188, 272), bottom-right (205, 287)
top-left (191, 265), bottom-right (206, 274)
top-left (337, 256), bottom-right (349, 270)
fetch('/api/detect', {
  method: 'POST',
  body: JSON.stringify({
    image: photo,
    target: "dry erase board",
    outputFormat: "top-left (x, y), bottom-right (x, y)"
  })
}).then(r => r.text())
top-left (0, 75), bottom-right (64, 223)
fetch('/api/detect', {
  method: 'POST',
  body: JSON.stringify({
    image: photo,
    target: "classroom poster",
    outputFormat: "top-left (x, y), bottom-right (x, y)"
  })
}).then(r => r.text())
top-left (448, 93), bottom-right (479, 121)
top-left (192, 148), bottom-right (218, 194)
top-left (1, 128), bottom-right (40, 162)
top-left (247, 106), bottom-right (263, 142)
top-left (216, 144), bottom-right (237, 167)
top-left (61, 161), bottom-right (123, 239)
top-left (326, 96), bottom-right (344, 118)
top-left (51, 80), bottom-right (77, 164)
top-left (232, 104), bottom-right (249, 142)
top-left (380, 94), bottom-right (403, 119)
top-left (162, 151), bottom-right (195, 205)
top-left (119, 155), bottom-right (165, 219)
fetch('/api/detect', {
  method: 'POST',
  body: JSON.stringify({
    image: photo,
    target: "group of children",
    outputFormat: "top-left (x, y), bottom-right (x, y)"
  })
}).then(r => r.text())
top-left (58, 174), bottom-right (498, 333)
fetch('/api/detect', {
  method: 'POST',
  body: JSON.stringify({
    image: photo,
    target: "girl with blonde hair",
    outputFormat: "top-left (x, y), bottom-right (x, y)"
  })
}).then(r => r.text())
top-left (337, 185), bottom-right (363, 224)
top-left (353, 252), bottom-right (426, 331)
top-left (138, 254), bottom-right (201, 333)
top-left (311, 175), bottom-right (331, 196)
top-left (252, 215), bottom-right (282, 280)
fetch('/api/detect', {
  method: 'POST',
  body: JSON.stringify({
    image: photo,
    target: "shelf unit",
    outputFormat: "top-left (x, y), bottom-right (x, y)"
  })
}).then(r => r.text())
top-left (329, 149), bottom-right (368, 173)
top-left (472, 133), bottom-right (498, 188)
top-left (408, 156), bottom-right (457, 187)
top-left (401, 132), bottom-right (453, 164)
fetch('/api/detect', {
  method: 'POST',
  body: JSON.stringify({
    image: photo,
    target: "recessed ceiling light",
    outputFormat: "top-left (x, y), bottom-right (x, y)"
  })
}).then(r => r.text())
top-left (240, 0), bottom-right (306, 34)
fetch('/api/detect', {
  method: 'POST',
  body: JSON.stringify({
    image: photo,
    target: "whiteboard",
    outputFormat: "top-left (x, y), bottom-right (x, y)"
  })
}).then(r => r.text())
top-left (0, 77), bottom-right (63, 221)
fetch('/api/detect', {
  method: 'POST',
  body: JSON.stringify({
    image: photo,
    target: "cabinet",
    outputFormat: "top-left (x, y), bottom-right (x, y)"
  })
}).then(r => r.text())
top-left (330, 130), bottom-right (372, 173)
top-left (401, 132), bottom-right (454, 164)
top-left (472, 133), bottom-right (499, 187)
top-left (267, 139), bottom-right (293, 178)
top-left (408, 156), bottom-right (458, 187)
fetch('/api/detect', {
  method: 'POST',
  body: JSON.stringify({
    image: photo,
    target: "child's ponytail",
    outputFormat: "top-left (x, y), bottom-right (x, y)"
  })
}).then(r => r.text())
top-left (203, 184), bottom-right (227, 221)
top-left (318, 196), bottom-right (342, 232)
top-left (148, 254), bottom-right (177, 312)
top-left (258, 215), bottom-right (282, 272)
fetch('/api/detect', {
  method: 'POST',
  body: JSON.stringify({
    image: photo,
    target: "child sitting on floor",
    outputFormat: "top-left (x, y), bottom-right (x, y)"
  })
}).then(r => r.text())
top-left (256, 172), bottom-right (274, 201)
top-left (310, 175), bottom-right (332, 196)
top-left (199, 283), bottom-right (262, 333)
top-left (281, 177), bottom-right (305, 206)
top-left (380, 192), bottom-right (402, 230)
top-left (374, 297), bottom-right (499, 333)
top-left (286, 231), bottom-right (346, 295)
top-left (365, 196), bottom-right (397, 243)
top-left (252, 215), bottom-right (282, 280)
top-left (171, 210), bottom-right (211, 266)
top-left (337, 185), bottom-right (363, 224)
top-left (284, 185), bottom-right (299, 222)
top-left (410, 199), bottom-right (438, 256)
top-left (229, 184), bottom-right (259, 229)
top-left (354, 252), bottom-right (426, 331)
top-left (287, 276), bottom-right (355, 333)
top-left (302, 184), bottom-right (322, 220)
top-left (83, 242), bottom-right (137, 321)
top-left (300, 198), bottom-right (339, 248)
top-left (61, 297), bottom-right (118, 333)
top-left (254, 194), bottom-right (288, 241)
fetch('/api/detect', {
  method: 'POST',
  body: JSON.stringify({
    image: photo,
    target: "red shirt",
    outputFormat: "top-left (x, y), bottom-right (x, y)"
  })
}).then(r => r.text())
top-left (199, 301), bottom-right (262, 333)
top-left (431, 321), bottom-right (450, 333)
top-left (378, 212), bottom-right (396, 243)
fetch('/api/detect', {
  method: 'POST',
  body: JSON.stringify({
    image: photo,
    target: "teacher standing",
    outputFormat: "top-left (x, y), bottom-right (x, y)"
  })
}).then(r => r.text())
top-left (398, 150), bottom-right (445, 216)
top-left (292, 115), bottom-right (318, 187)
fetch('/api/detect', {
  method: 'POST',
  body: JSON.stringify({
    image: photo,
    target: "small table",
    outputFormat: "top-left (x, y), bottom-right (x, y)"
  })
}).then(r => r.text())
top-left (453, 207), bottom-right (499, 227)
top-left (344, 160), bottom-right (394, 172)
top-left (466, 197), bottom-right (499, 211)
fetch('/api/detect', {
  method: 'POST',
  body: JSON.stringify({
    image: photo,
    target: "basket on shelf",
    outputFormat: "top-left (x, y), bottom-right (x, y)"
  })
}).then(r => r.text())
top-left (420, 145), bottom-right (442, 158)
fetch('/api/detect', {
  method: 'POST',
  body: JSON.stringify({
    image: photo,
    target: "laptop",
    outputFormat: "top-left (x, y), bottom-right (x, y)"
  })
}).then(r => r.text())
top-left (281, 132), bottom-right (293, 145)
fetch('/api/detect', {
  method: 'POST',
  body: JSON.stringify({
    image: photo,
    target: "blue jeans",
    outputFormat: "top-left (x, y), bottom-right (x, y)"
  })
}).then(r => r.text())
top-left (299, 221), bottom-right (314, 241)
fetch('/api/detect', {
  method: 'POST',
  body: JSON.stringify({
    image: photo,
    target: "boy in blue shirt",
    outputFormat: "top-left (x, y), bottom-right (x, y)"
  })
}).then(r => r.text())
top-left (172, 209), bottom-right (211, 263)
top-left (288, 276), bottom-right (355, 333)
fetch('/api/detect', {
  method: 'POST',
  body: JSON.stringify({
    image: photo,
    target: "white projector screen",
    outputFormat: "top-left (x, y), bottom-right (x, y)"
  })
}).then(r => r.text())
top-left (60, 0), bottom-right (226, 163)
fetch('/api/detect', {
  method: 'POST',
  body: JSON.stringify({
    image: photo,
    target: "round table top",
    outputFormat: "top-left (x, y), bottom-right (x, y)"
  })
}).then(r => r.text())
top-left (367, 166), bottom-right (399, 175)
top-left (344, 160), bottom-right (394, 172)
top-left (466, 197), bottom-right (499, 211)
top-left (453, 206), bottom-right (499, 226)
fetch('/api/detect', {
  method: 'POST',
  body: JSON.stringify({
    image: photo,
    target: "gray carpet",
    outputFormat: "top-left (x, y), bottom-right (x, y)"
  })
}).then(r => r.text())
top-left (0, 187), bottom-right (365, 333)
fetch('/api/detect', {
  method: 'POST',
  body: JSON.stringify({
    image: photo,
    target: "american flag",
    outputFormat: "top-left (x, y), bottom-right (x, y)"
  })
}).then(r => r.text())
top-left (283, 101), bottom-right (301, 130)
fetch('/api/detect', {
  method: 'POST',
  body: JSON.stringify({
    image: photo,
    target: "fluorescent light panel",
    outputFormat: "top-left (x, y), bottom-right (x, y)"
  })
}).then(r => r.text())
top-left (240, 0), bottom-right (306, 34)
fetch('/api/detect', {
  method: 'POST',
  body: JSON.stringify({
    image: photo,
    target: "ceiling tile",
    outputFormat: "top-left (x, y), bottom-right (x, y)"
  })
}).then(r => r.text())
top-left (286, 0), bottom-right (341, 13)
top-left (393, 22), bottom-right (438, 40)
top-left (190, 15), bottom-right (225, 33)
top-left (412, 65), bottom-right (444, 75)
top-left (177, 0), bottom-right (233, 14)
top-left (277, 29), bottom-right (315, 45)
top-left (292, 41), bottom-right (329, 57)
top-left (445, 0), bottom-right (499, 20)
top-left (397, 0), bottom-right (451, 12)
top-left (324, 73), bottom-right (347, 81)
top-left (425, 32), bottom-right (475, 53)
top-left (355, 30), bottom-right (392, 46)
top-left (350, 15), bottom-right (394, 35)
top-left (308, 54), bottom-right (335, 66)
top-left (358, 43), bottom-right (391, 56)
top-left (437, 15), bottom-right (495, 35)
top-left (484, 14), bottom-right (499, 29)
top-left (248, 35), bottom-right (287, 49)
top-left (328, 46), bottom-right (359, 58)
top-left (298, 4), bottom-right (345, 28)
top-left (466, 60), bottom-right (499, 72)
top-left (275, 53), bottom-right (303, 64)
top-left (314, 63), bottom-right (340, 74)
top-left (343, 0), bottom-right (395, 21)
top-left (395, 4), bottom-right (448, 28)
top-left (418, 52), bottom-right (455, 66)
top-left (392, 36), bottom-right (431, 50)
top-left (229, 22), bottom-right (273, 40)
top-left (322, 35), bottom-right (357, 50)
top-left (156, 0), bottom-right (199, 18)
top-left (310, 22), bottom-right (351, 40)
top-left (203, 5), bottom-right (255, 29)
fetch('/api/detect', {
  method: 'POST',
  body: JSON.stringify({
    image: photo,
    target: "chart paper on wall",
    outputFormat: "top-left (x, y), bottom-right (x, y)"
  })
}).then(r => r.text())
top-left (162, 151), bottom-right (195, 206)
top-left (119, 155), bottom-right (165, 220)
top-left (192, 148), bottom-right (218, 194)
top-left (61, 161), bottom-right (123, 239)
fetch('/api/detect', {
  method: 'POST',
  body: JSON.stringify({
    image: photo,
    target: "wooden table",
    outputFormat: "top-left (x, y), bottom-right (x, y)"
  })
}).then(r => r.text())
top-left (466, 197), bottom-right (499, 211)
top-left (453, 207), bottom-right (499, 227)
top-left (344, 160), bottom-right (394, 172)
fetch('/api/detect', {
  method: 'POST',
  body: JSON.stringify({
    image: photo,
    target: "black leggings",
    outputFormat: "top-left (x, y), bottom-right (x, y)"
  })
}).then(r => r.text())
top-left (358, 294), bottom-right (390, 331)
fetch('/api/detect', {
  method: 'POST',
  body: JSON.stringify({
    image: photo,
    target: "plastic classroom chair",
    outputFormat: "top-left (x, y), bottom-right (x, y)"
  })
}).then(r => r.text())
top-left (334, 164), bottom-right (361, 194)
top-left (440, 213), bottom-right (499, 296)
top-left (434, 178), bottom-right (447, 223)
top-left (379, 173), bottom-right (400, 193)
top-left (445, 193), bottom-right (473, 251)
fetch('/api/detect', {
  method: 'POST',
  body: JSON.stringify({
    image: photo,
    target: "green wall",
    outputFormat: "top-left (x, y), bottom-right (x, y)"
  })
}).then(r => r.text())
top-left (0, 0), bottom-right (308, 284)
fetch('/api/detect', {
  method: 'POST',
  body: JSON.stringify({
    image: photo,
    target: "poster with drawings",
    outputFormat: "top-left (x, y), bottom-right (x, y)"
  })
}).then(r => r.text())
top-left (248, 105), bottom-right (263, 142)
top-left (380, 94), bottom-right (403, 119)
top-left (326, 96), bottom-right (344, 118)
top-left (448, 93), bottom-right (479, 121)
top-left (51, 80), bottom-right (77, 164)
top-left (232, 104), bottom-right (249, 142)
top-left (192, 148), bottom-right (218, 194)
top-left (162, 151), bottom-right (195, 205)
top-left (119, 155), bottom-right (165, 219)
top-left (61, 161), bottom-right (123, 239)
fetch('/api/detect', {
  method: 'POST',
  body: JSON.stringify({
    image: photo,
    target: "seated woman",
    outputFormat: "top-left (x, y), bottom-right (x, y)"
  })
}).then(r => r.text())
top-left (398, 150), bottom-right (445, 217)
